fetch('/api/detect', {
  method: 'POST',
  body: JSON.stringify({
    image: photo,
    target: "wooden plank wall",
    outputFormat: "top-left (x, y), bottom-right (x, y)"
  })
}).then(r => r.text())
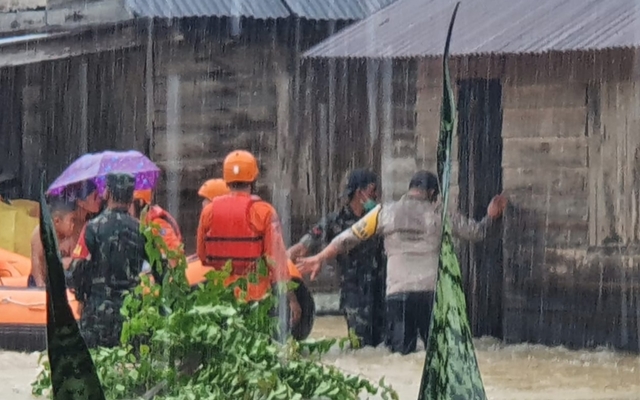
top-left (289, 58), bottom-right (374, 292)
top-left (499, 82), bottom-right (591, 346)
top-left (0, 67), bottom-right (22, 198)
top-left (501, 83), bottom-right (589, 249)
top-left (151, 25), bottom-right (289, 252)
top-left (377, 59), bottom-right (420, 201)
top-left (588, 81), bottom-right (640, 246)
top-left (17, 47), bottom-right (147, 199)
top-left (497, 51), bottom-right (640, 351)
top-left (414, 49), bottom-right (640, 351)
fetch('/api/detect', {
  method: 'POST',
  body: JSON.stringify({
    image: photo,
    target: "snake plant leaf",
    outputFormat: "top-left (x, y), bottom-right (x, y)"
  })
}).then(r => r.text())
top-left (40, 173), bottom-right (106, 400)
top-left (418, 3), bottom-right (488, 400)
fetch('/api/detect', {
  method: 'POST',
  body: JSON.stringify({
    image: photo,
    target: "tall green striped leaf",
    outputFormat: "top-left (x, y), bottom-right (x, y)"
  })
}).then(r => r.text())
top-left (418, 3), bottom-right (488, 400)
top-left (40, 175), bottom-right (106, 400)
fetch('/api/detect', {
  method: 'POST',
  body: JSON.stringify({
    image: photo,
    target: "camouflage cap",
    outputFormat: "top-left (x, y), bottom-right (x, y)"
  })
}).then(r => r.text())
top-left (106, 173), bottom-right (136, 192)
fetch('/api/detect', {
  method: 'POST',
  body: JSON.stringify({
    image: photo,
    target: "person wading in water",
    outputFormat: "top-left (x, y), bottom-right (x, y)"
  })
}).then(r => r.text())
top-left (288, 169), bottom-right (386, 348)
top-left (298, 170), bottom-right (507, 355)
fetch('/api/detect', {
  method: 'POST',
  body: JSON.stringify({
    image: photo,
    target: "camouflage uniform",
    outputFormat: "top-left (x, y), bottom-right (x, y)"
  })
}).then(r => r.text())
top-left (331, 191), bottom-right (494, 354)
top-left (67, 174), bottom-right (147, 349)
top-left (300, 205), bottom-right (386, 347)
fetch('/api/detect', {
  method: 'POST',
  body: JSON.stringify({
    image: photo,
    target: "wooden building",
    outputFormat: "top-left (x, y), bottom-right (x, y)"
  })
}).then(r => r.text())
top-left (130, 0), bottom-right (399, 294)
top-left (304, 0), bottom-right (640, 351)
top-left (0, 0), bottom-right (400, 294)
top-left (0, 0), bottom-right (148, 199)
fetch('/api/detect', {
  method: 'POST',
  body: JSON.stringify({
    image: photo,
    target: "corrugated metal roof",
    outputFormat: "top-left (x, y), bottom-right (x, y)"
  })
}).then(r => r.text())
top-left (304, 0), bottom-right (640, 58)
top-left (0, 0), bottom-right (45, 12)
top-left (125, 0), bottom-right (290, 19)
top-left (283, 0), bottom-right (398, 21)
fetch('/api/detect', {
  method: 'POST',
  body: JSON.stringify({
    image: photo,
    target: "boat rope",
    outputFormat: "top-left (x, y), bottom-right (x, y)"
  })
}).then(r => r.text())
top-left (0, 297), bottom-right (45, 307)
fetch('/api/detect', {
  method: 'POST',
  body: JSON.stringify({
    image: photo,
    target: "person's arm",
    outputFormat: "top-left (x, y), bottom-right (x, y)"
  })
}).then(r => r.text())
top-left (67, 225), bottom-right (94, 300)
top-left (29, 226), bottom-right (46, 287)
top-left (448, 194), bottom-right (507, 242)
top-left (448, 208), bottom-right (494, 243)
top-left (196, 204), bottom-right (212, 264)
top-left (297, 205), bottom-right (385, 280)
top-left (286, 215), bottom-right (332, 261)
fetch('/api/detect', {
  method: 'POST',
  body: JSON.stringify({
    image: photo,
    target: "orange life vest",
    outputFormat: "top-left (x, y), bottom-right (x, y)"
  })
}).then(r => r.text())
top-left (203, 194), bottom-right (264, 275)
top-left (146, 205), bottom-right (183, 242)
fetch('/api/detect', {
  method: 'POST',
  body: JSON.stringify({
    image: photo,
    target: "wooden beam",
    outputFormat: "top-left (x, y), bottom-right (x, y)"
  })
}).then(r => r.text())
top-left (0, 23), bottom-right (143, 67)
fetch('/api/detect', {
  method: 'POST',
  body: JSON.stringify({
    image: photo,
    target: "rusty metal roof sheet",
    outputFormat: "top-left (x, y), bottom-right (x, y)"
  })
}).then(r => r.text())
top-left (304, 0), bottom-right (640, 58)
top-left (126, 0), bottom-right (290, 19)
top-left (283, 0), bottom-right (398, 21)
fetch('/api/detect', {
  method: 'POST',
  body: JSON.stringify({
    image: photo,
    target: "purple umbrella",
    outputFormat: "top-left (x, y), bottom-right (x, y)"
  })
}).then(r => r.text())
top-left (47, 150), bottom-right (161, 196)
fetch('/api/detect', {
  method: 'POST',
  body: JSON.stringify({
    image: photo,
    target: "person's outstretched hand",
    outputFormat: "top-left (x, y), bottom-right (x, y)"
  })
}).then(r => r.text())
top-left (296, 256), bottom-right (323, 281)
top-left (487, 194), bottom-right (508, 219)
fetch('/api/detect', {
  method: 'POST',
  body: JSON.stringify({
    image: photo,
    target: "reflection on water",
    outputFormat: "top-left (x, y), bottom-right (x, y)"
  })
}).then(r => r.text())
top-left (2, 316), bottom-right (639, 400)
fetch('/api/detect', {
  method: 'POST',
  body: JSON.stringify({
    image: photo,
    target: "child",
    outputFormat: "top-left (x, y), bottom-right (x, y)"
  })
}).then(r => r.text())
top-left (28, 198), bottom-right (77, 287)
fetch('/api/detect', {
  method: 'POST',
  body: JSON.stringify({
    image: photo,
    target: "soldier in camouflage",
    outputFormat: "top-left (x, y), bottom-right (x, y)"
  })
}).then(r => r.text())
top-left (288, 169), bottom-right (386, 347)
top-left (298, 170), bottom-right (507, 354)
top-left (67, 173), bottom-right (148, 348)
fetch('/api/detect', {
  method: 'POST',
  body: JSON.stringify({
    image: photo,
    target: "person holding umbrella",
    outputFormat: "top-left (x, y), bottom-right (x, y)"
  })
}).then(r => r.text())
top-left (40, 150), bottom-right (160, 277)
top-left (28, 180), bottom-right (101, 287)
top-left (68, 173), bottom-right (149, 348)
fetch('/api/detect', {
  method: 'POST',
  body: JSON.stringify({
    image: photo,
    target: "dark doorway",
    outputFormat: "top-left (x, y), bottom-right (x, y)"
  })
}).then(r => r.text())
top-left (456, 78), bottom-right (504, 339)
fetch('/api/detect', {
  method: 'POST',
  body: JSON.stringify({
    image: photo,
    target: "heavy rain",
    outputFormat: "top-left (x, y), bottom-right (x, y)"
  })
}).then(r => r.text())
top-left (1, 0), bottom-right (640, 399)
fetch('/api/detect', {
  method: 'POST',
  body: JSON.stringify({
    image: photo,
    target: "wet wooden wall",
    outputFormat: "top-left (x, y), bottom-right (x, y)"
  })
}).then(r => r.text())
top-left (150, 20), bottom-right (290, 253)
top-left (147, 18), bottom-right (368, 284)
top-left (20, 49), bottom-right (147, 198)
top-left (415, 48), bottom-right (640, 351)
top-left (0, 40), bottom-right (147, 199)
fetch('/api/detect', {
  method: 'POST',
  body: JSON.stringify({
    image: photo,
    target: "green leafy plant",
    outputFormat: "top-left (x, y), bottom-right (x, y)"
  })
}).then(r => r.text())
top-left (418, 3), bottom-right (488, 400)
top-left (38, 174), bottom-right (106, 400)
top-left (33, 211), bottom-right (398, 400)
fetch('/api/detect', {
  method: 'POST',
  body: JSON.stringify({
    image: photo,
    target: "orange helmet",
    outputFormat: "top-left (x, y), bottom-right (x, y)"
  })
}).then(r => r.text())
top-left (198, 179), bottom-right (230, 200)
top-left (133, 189), bottom-right (152, 204)
top-left (223, 150), bottom-right (259, 184)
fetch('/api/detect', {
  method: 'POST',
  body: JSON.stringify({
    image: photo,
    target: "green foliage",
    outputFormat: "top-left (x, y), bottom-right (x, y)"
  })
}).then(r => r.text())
top-left (39, 175), bottom-right (106, 400)
top-left (32, 213), bottom-right (397, 400)
top-left (418, 3), bottom-right (488, 399)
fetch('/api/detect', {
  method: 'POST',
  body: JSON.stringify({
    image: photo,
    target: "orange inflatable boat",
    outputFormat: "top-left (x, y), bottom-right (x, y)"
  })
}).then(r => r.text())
top-left (0, 249), bottom-right (314, 351)
top-left (0, 248), bottom-right (82, 351)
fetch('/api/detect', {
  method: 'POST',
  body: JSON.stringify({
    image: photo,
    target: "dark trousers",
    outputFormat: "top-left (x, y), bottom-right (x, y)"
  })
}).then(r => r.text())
top-left (342, 284), bottom-right (386, 348)
top-left (385, 291), bottom-right (434, 355)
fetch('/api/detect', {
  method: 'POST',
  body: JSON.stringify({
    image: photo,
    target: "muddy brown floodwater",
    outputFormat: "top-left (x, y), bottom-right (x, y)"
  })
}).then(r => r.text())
top-left (2, 316), bottom-right (640, 400)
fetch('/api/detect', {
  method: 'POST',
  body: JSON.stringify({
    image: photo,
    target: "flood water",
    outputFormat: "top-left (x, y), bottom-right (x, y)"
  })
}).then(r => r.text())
top-left (2, 315), bottom-right (639, 400)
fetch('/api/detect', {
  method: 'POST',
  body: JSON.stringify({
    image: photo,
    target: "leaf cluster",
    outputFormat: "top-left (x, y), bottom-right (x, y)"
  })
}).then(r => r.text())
top-left (32, 215), bottom-right (398, 400)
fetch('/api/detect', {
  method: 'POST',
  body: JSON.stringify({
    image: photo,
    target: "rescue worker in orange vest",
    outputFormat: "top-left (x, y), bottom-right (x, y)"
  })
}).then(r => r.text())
top-left (196, 151), bottom-right (301, 332)
top-left (131, 189), bottom-right (184, 255)
top-left (131, 190), bottom-right (184, 288)
top-left (197, 178), bottom-right (230, 209)
top-left (191, 177), bottom-right (315, 340)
